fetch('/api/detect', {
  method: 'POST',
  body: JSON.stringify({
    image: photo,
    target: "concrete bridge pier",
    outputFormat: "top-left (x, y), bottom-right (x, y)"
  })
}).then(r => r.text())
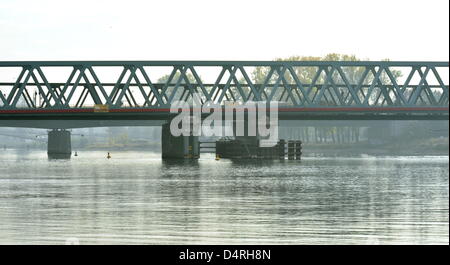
top-left (234, 114), bottom-right (277, 146)
top-left (161, 121), bottom-right (199, 159)
top-left (215, 113), bottom-right (282, 158)
top-left (47, 129), bottom-right (72, 159)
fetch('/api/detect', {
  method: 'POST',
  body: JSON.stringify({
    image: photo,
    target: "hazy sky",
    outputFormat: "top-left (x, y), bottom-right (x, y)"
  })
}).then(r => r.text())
top-left (0, 0), bottom-right (449, 61)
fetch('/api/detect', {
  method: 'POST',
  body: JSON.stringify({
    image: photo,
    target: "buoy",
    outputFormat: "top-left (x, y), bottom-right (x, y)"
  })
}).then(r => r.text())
top-left (215, 154), bottom-right (220, 161)
top-left (107, 152), bottom-right (111, 159)
top-left (74, 151), bottom-right (78, 157)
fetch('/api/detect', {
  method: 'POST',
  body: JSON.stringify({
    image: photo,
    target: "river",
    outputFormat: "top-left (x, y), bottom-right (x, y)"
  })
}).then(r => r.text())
top-left (0, 150), bottom-right (448, 244)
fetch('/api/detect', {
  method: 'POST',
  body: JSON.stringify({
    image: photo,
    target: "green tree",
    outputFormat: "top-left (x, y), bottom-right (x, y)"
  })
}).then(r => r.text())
top-left (157, 72), bottom-right (200, 103)
top-left (157, 72), bottom-right (197, 84)
top-left (250, 54), bottom-right (403, 144)
top-left (251, 53), bottom-right (402, 106)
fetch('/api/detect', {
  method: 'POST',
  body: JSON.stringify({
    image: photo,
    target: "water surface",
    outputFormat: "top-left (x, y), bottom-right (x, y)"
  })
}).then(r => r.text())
top-left (0, 150), bottom-right (448, 244)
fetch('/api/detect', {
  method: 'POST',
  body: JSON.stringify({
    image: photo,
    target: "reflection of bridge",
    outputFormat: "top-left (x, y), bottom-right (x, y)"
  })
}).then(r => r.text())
top-left (0, 61), bottom-right (448, 158)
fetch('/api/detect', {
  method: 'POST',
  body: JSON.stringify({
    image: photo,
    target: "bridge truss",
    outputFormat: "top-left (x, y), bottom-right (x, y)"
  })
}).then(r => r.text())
top-left (0, 61), bottom-right (448, 120)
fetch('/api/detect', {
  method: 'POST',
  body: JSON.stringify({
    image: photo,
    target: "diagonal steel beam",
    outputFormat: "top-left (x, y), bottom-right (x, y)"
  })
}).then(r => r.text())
top-left (137, 66), bottom-right (164, 106)
top-left (408, 67), bottom-right (430, 105)
top-left (216, 66), bottom-right (238, 104)
top-left (6, 67), bottom-right (27, 106)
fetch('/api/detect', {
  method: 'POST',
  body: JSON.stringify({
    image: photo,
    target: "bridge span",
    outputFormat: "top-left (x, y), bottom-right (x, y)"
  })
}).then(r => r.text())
top-left (0, 61), bottom-right (448, 122)
top-left (0, 61), bottom-right (448, 158)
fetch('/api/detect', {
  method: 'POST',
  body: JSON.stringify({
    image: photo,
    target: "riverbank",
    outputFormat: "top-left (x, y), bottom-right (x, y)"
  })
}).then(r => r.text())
top-left (84, 142), bottom-right (161, 151)
top-left (5, 137), bottom-right (448, 157)
top-left (304, 137), bottom-right (449, 156)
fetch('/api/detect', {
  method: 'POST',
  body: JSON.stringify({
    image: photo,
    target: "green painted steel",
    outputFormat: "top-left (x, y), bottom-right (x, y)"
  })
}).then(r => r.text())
top-left (0, 61), bottom-right (448, 120)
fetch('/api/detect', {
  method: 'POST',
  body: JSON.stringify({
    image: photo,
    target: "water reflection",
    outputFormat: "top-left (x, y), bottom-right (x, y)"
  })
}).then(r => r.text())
top-left (0, 150), bottom-right (448, 244)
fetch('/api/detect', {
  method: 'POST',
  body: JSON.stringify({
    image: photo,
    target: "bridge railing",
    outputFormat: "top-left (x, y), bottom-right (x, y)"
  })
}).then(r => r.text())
top-left (0, 61), bottom-right (448, 110)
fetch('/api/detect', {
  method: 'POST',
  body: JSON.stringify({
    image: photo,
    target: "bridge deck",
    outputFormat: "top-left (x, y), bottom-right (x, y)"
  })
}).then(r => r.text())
top-left (0, 107), bottom-right (447, 121)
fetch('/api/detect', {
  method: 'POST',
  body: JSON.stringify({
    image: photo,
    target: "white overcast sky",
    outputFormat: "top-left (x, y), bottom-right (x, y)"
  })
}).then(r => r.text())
top-left (0, 0), bottom-right (448, 61)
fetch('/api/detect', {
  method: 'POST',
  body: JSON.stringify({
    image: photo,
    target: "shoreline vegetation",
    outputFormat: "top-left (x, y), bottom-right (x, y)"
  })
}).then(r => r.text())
top-left (84, 142), bottom-right (161, 151)
top-left (8, 137), bottom-right (449, 156)
top-left (304, 137), bottom-right (449, 156)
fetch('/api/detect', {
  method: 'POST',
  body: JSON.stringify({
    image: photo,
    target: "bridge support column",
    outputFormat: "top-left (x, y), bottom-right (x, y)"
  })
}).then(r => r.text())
top-left (47, 129), bottom-right (71, 159)
top-left (161, 122), bottom-right (199, 159)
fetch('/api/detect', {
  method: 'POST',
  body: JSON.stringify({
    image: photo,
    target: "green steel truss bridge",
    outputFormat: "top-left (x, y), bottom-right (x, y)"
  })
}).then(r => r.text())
top-left (0, 61), bottom-right (448, 121)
